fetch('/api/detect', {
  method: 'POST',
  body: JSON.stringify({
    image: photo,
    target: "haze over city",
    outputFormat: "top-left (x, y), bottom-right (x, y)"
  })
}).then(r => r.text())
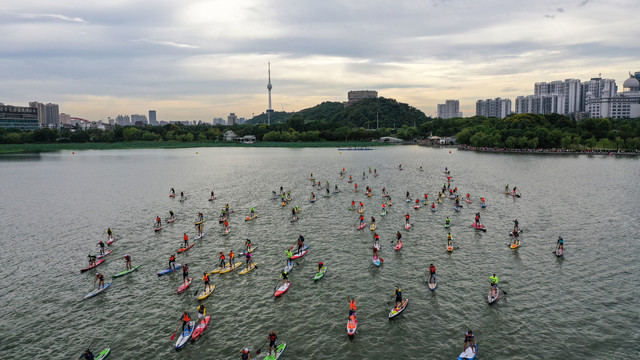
top-left (2, 0), bottom-right (639, 121)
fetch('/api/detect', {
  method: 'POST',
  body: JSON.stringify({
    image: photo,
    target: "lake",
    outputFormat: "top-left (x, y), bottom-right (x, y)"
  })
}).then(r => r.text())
top-left (0, 146), bottom-right (638, 359)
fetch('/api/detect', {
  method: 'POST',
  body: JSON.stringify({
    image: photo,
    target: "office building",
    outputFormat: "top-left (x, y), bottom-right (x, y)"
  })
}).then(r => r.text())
top-left (475, 97), bottom-right (511, 118)
top-left (0, 105), bottom-right (40, 130)
top-left (585, 75), bottom-right (640, 119)
top-left (437, 100), bottom-right (462, 119)
top-left (149, 110), bottom-right (157, 125)
top-left (131, 114), bottom-right (148, 125)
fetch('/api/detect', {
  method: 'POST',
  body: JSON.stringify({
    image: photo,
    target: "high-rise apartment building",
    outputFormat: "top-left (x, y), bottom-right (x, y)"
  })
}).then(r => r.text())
top-left (149, 110), bottom-right (157, 125)
top-left (29, 101), bottom-right (46, 127)
top-left (59, 113), bottom-right (71, 125)
top-left (227, 113), bottom-right (238, 125)
top-left (585, 75), bottom-right (640, 119)
top-left (515, 94), bottom-right (564, 115)
top-left (437, 100), bottom-right (462, 119)
top-left (131, 114), bottom-right (148, 125)
top-left (44, 103), bottom-right (59, 126)
top-left (475, 98), bottom-right (511, 118)
top-left (115, 115), bottom-right (131, 126)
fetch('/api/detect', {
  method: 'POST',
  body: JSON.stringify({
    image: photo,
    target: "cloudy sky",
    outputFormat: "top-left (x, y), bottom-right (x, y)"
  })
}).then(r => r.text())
top-left (1, 0), bottom-right (638, 121)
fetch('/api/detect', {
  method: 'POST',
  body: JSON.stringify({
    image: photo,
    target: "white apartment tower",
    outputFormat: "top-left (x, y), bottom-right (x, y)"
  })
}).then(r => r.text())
top-left (475, 98), bottom-right (511, 118)
top-left (437, 100), bottom-right (462, 119)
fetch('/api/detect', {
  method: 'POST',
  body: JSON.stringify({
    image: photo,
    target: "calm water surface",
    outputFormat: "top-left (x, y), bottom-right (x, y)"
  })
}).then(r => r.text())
top-left (0, 146), bottom-right (638, 359)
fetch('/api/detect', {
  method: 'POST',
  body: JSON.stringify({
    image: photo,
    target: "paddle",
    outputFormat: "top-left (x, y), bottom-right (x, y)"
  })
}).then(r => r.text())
top-left (78, 340), bottom-right (94, 360)
top-left (169, 321), bottom-right (182, 341)
top-left (255, 339), bottom-right (269, 355)
top-left (193, 285), bottom-right (201, 297)
top-left (386, 294), bottom-right (395, 305)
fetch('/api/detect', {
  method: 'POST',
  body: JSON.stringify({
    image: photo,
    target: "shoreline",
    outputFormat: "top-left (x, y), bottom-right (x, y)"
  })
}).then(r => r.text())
top-left (0, 141), bottom-right (393, 154)
top-left (457, 145), bottom-right (640, 156)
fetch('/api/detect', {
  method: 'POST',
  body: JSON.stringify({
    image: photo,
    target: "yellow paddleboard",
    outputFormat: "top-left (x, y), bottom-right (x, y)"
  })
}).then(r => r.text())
top-left (358, 208), bottom-right (365, 214)
top-left (369, 224), bottom-right (376, 231)
top-left (219, 262), bottom-right (242, 274)
top-left (245, 214), bottom-right (259, 221)
top-left (239, 262), bottom-right (258, 275)
top-left (510, 241), bottom-right (521, 249)
top-left (197, 285), bottom-right (216, 300)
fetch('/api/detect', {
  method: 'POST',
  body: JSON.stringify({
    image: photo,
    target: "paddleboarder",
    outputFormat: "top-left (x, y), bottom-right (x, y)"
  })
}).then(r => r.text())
top-left (317, 261), bottom-right (324, 273)
top-left (291, 207), bottom-right (297, 221)
top-left (182, 263), bottom-right (189, 283)
top-left (359, 214), bottom-right (365, 227)
top-left (123, 254), bottom-right (132, 271)
top-left (88, 254), bottom-right (96, 266)
top-left (196, 224), bottom-right (203, 237)
top-left (78, 348), bottom-right (95, 360)
top-left (348, 296), bottom-right (357, 316)
top-left (557, 236), bottom-right (564, 250)
top-left (245, 238), bottom-right (252, 252)
top-left (394, 286), bottom-right (402, 308)
top-left (396, 231), bottom-right (402, 244)
top-left (169, 210), bottom-right (175, 220)
top-left (180, 191), bottom-right (185, 200)
top-left (285, 248), bottom-right (293, 267)
top-left (219, 252), bottom-right (226, 268)
top-left (97, 240), bottom-right (105, 256)
top-left (464, 330), bottom-right (476, 354)
top-left (169, 254), bottom-right (176, 270)
top-left (475, 213), bottom-right (481, 226)
top-left (429, 263), bottom-right (436, 280)
top-left (170, 188), bottom-right (175, 196)
top-left (106, 228), bottom-right (113, 240)
top-left (445, 217), bottom-right (451, 226)
top-left (240, 347), bottom-right (251, 360)
top-left (197, 304), bottom-right (206, 319)
top-left (202, 272), bottom-right (211, 292)
top-left (280, 270), bottom-right (289, 286)
top-left (94, 272), bottom-right (105, 289)
top-left (182, 233), bottom-right (189, 248)
top-left (229, 250), bottom-right (235, 269)
top-left (296, 235), bottom-right (305, 253)
top-left (267, 330), bottom-right (278, 357)
top-left (405, 213), bottom-right (410, 226)
top-left (250, 207), bottom-right (255, 217)
top-left (490, 273), bottom-right (499, 290)
top-left (210, 190), bottom-right (215, 199)
top-left (513, 219), bottom-right (519, 232)
top-left (245, 251), bottom-right (252, 267)
top-left (311, 192), bottom-right (316, 201)
top-left (370, 216), bottom-right (376, 227)
top-left (181, 311), bottom-right (192, 332)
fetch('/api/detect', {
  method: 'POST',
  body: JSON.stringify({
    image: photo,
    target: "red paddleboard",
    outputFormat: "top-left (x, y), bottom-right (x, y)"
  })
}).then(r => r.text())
top-left (357, 223), bottom-right (367, 230)
top-left (191, 315), bottom-right (211, 341)
top-left (404, 223), bottom-right (411, 230)
top-left (169, 194), bottom-right (175, 198)
top-left (154, 227), bottom-right (162, 232)
top-left (80, 259), bottom-right (105, 272)
top-left (177, 278), bottom-right (193, 294)
top-left (275, 281), bottom-right (291, 298)
top-left (395, 241), bottom-right (403, 251)
top-left (107, 237), bottom-right (114, 245)
top-left (178, 243), bottom-right (195, 253)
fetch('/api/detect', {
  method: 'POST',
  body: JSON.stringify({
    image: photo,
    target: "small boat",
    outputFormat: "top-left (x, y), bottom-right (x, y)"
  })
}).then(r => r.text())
top-left (112, 265), bottom-right (141, 278)
top-left (191, 315), bottom-right (211, 341)
top-left (157, 263), bottom-right (182, 276)
top-left (177, 278), bottom-right (193, 294)
top-left (458, 344), bottom-right (478, 360)
top-left (80, 259), bottom-right (105, 273)
top-left (555, 247), bottom-right (564, 257)
top-left (291, 244), bottom-right (309, 260)
top-left (427, 275), bottom-right (437, 291)
top-left (197, 285), bottom-right (216, 300)
top-left (357, 223), bottom-right (367, 230)
top-left (389, 298), bottom-right (408, 319)
top-left (175, 321), bottom-right (195, 350)
top-left (274, 281), bottom-right (291, 298)
top-left (83, 282), bottom-right (112, 300)
top-left (347, 313), bottom-right (357, 336)
top-left (314, 266), bottom-right (327, 281)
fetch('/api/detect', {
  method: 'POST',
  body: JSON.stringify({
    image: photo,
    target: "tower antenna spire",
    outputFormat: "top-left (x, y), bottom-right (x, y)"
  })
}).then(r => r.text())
top-left (267, 62), bottom-right (273, 125)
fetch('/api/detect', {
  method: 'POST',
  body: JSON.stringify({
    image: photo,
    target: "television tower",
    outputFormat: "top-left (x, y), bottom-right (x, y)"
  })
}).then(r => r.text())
top-left (266, 62), bottom-right (274, 125)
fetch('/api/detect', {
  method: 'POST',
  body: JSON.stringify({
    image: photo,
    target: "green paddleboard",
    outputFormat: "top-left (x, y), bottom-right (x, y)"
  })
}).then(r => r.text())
top-left (112, 265), bottom-right (140, 278)
top-left (95, 348), bottom-right (110, 360)
top-left (263, 342), bottom-right (286, 360)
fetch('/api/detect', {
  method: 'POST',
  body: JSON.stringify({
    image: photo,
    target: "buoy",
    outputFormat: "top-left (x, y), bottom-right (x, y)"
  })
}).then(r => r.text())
top-left (196, 152), bottom-right (199, 154)
top-left (449, 150), bottom-right (451, 153)
top-left (340, 152), bottom-right (342, 154)
top-left (72, 152), bottom-right (75, 154)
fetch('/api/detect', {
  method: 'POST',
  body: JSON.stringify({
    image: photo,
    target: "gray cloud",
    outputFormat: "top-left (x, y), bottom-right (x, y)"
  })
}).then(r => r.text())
top-left (15, 13), bottom-right (87, 23)
top-left (131, 39), bottom-right (200, 49)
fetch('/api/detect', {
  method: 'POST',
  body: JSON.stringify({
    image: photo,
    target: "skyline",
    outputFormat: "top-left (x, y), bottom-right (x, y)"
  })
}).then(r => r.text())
top-left (1, 0), bottom-right (639, 121)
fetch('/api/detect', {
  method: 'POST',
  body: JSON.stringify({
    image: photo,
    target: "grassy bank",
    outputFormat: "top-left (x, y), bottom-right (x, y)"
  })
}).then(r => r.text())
top-left (0, 141), bottom-right (394, 154)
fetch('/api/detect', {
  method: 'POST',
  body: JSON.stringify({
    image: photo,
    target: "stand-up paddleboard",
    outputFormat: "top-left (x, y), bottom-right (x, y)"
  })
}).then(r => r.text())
top-left (314, 266), bottom-right (326, 280)
top-left (191, 315), bottom-right (211, 341)
top-left (80, 259), bottom-right (105, 273)
top-left (445, 222), bottom-right (451, 228)
top-left (157, 263), bottom-right (182, 276)
top-left (96, 250), bottom-right (112, 259)
top-left (465, 198), bottom-right (472, 204)
top-left (372, 255), bottom-right (381, 267)
top-left (239, 262), bottom-right (258, 275)
top-left (154, 226), bottom-right (162, 232)
top-left (107, 237), bottom-right (115, 245)
top-left (274, 281), bottom-right (291, 298)
top-left (291, 244), bottom-right (309, 260)
top-left (414, 205), bottom-right (420, 210)
top-left (389, 298), bottom-right (408, 319)
top-left (347, 313), bottom-right (357, 336)
top-left (427, 275), bottom-right (437, 291)
top-left (284, 262), bottom-right (294, 273)
top-left (83, 282), bottom-right (112, 300)
top-left (471, 223), bottom-right (486, 232)
top-left (178, 243), bottom-right (195, 253)
top-left (431, 207), bottom-right (437, 212)
top-left (369, 223), bottom-right (376, 231)
top-left (447, 245), bottom-right (454, 252)
top-left (454, 206), bottom-right (461, 212)
top-left (381, 209), bottom-right (387, 216)
top-left (458, 344), bottom-right (478, 360)
top-left (357, 222), bottom-right (367, 230)
top-left (222, 227), bottom-right (231, 235)
top-left (208, 196), bottom-right (217, 201)
top-left (264, 342), bottom-right (286, 360)
top-left (112, 265), bottom-right (141, 278)
top-left (197, 285), bottom-right (216, 300)
top-left (95, 348), bottom-right (110, 360)
top-left (175, 320), bottom-right (195, 350)
top-left (167, 217), bottom-right (177, 223)
top-left (358, 208), bottom-right (365, 214)
top-left (194, 219), bottom-right (206, 225)
top-left (219, 262), bottom-right (242, 274)
top-left (177, 278), bottom-right (193, 294)
top-left (210, 263), bottom-right (233, 274)
top-left (487, 286), bottom-right (500, 304)
top-left (555, 247), bottom-right (564, 257)
top-left (218, 216), bottom-right (227, 223)
top-left (404, 223), bottom-right (411, 230)
top-left (239, 245), bottom-right (258, 256)
top-left (510, 240), bottom-right (521, 249)
top-left (395, 241), bottom-right (403, 251)
top-left (245, 214), bottom-right (259, 221)
top-left (194, 232), bottom-right (206, 240)
top-left (481, 203), bottom-right (487, 208)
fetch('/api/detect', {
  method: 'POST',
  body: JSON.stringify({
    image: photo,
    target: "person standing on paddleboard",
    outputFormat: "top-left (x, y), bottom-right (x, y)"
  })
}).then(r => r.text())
top-left (394, 287), bottom-right (402, 308)
top-left (250, 207), bottom-right (255, 217)
top-left (170, 188), bottom-right (175, 196)
top-left (123, 254), bottom-right (132, 271)
top-left (513, 219), bottom-right (519, 233)
top-left (180, 191), bottom-right (185, 200)
top-left (196, 224), bottom-right (203, 237)
top-left (106, 228), bottom-right (113, 240)
top-left (197, 304), bottom-right (206, 319)
top-left (317, 261), bottom-right (324, 273)
top-left (405, 213), bottom-right (410, 226)
top-left (94, 272), bottom-right (104, 289)
top-left (168, 254), bottom-right (176, 270)
top-left (78, 348), bottom-right (95, 360)
top-left (202, 272), bottom-right (211, 293)
top-left (429, 264), bottom-right (436, 280)
top-left (285, 249), bottom-right (293, 267)
top-left (348, 296), bottom-right (357, 316)
top-left (182, 233), bottom-right (189, 248)
top-left (475, 213), bottom-right (480, 226)
top-left (464, 330), bottom-right (476, 354)
top-left (88, 254), bottom-right (96, 266)
top-left (182, 264), bottom-right (189, 284)
top-left (296, 235), bottom-right (305, 253)
top-left (557, 236), bottom-right (564, 250)
top-left (490, 273), bottom-right (499, 293)
top-left (240, 347), bottom-right (251, 360)
top-left (169, 210), bottom-right (175, 220)
top-left (210, 190), bottom-right (215, 199)
top-left (97, 240), bottom-right (105, 256)
top-left (198, 212), bottom-right (203, 222)
top-left (280, 270), bottom-right (289, 286)
top-left (229, 250), bottom-right (235, 269)
top-left (359, 214), bottom-right (365, 227)
top-left (181, 311), bottom-right (191, 332)
top-left (219, 252), bottom-right (226, 268)
top-left (245, 252), bottom-right (252, 267)
top-left (245, 239), bottom-right (252, 252)
top-left (445, 217), bottom-right (451, 226)
top-left (267, 330), bottom-right (278, 357)
top-left (396, 231), bottom-right (402, 245)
